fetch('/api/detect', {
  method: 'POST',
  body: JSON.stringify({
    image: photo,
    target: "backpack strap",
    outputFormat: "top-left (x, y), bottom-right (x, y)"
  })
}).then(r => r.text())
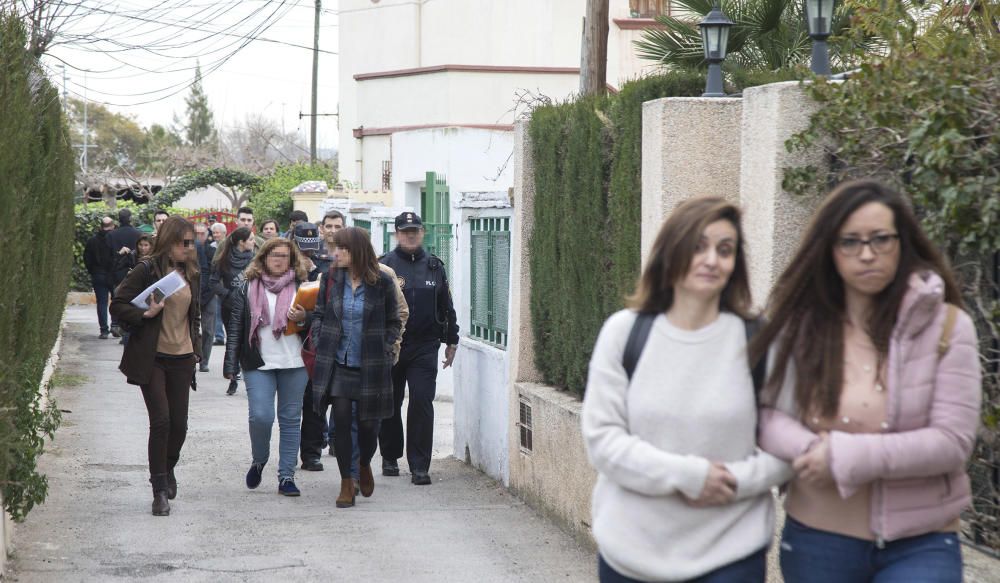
top-left (623, 313), bottom-right (657, 381)
top-left (744, 317), bottom-right (767, 396)
top-left (937, 304), bottom-right (958, 358)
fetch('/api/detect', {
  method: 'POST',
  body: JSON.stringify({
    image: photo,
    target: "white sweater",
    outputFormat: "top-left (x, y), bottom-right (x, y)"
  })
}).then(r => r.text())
top-left (582, 310), bottom-right (792, 582)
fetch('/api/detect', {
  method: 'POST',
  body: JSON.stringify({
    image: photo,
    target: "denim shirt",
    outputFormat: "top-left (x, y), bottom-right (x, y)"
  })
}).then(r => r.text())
top-left (336, 280), bottom-right (366, 367)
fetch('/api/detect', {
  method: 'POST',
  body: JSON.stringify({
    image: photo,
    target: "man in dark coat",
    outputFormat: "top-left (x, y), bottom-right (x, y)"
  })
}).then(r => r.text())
top-left (378, 212), bottom-right (459, 485)
top-left (83, 216), bottom-right (117, 339)
top-left (107, 208), bottom-right (144, 337)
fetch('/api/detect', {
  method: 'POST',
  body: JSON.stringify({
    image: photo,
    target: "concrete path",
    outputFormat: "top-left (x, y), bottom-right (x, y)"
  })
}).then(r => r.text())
top-left (9, 307), bottom-right (596, 582)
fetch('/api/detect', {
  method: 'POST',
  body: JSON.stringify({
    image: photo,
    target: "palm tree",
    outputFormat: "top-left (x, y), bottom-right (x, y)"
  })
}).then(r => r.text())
top-left (634, 0), bottom-right (854, 73)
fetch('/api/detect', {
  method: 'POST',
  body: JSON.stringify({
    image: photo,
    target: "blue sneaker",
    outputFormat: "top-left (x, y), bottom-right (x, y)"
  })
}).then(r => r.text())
top-left (278, 478), bottom-right (300, 497)
top-left (246, 462), bottom-right (265, 489)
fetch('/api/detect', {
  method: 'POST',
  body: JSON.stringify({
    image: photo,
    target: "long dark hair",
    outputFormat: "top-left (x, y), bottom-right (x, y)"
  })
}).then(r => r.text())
top-left (213, 227), bottom-right (253, 275)
top-left (628, 197), bottom-right (751, 317)
top-left (332, 227), bottom-right (381, 285)
top-left (149, 216), bottom-right (198, 282)
top-left (749, 179), bottom-right (962, 419)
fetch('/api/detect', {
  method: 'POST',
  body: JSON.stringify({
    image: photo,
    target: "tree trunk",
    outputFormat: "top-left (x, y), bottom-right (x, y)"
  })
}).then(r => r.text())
top-left (580, 0), bottom-right (610, 96)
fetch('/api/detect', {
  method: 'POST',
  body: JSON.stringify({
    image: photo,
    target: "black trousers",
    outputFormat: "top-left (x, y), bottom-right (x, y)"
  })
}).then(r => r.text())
top-left (300, 381), bottom-right (328, 463)
top-left (140, 354), bottom-right (195, 476)
top-left (378, 340), bottom-right (439, 473)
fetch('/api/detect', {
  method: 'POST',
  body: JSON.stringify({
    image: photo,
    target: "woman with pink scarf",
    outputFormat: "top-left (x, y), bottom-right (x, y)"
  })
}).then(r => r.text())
top-left (223, 238), bottom-right (311, 496)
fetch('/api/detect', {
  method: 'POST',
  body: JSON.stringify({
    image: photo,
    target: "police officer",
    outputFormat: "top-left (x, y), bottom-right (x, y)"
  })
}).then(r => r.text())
top-left (378, 212), bottom-right (459, 485)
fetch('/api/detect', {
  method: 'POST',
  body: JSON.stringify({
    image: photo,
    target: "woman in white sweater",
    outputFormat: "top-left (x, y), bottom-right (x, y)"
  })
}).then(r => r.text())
top-left (582, 197), bottom-right (792, 582)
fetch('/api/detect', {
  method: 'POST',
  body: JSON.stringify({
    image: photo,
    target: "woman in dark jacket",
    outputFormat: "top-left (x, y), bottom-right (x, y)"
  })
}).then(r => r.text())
top-left (210, 227), bottom-right (254, 395)
top-left (224, 238), bottom-right (310, 496)
top-left (309, 227), bottom-right (401, 508)
top-left (110, 216), bottom-right (202, 517)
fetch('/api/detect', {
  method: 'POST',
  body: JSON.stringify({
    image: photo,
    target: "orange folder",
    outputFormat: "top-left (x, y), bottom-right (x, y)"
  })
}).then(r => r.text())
top-left (283, 281), bottom-right (320, 335)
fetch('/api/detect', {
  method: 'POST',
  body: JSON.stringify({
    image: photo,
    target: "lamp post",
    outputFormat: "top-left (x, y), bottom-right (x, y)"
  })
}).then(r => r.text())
top-left (805, 0), bottom-right (835, 75)
top-left (699, 4), bottom-right (734, 97)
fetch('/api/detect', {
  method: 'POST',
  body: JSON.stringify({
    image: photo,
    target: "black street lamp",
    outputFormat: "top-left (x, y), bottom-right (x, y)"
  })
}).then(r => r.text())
top-left (805, 0), bottom-right (836, 75)
top-left (699, 4), bottom-right (734, 97)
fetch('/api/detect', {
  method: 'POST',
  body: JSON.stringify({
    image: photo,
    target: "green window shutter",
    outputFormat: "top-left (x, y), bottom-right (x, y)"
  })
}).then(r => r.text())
top-left (471, 227), bottom-right (491, 333)
top-left (491, 229), bottom-right (510, 337)
top-left (354, 219), bottom-right (371, 232)
top-left (468, 217), bottom-right (510, 348)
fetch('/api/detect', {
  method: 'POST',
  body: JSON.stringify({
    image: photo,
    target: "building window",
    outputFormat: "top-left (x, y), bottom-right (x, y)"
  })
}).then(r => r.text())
top-left (354, 218), bottom-right (372, 231)
top-left (518, 398), bottom-right (533, 454)
top-left (469, 217), bottom-right (510, 348)
top-left (381, 160), bottom-right (391, 191)
top-left (630, 0), bottom-right (670, 18)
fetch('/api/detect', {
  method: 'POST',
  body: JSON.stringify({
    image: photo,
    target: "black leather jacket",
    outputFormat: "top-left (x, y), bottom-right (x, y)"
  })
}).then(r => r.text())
top-left (223, 274), bottom-right (308, 376)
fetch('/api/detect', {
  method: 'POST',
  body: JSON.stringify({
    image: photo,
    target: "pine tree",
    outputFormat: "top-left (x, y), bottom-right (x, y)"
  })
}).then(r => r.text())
top-left (184, 63), bottom-right (216, 147)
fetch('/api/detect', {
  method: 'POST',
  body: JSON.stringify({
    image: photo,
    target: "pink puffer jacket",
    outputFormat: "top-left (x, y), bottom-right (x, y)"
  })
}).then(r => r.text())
top-left (759, 271), bottom-right (982, 542)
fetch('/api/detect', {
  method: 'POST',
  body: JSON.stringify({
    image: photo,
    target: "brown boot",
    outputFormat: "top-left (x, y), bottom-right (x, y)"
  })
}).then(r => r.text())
top-left (150, 474), bottom-right (171, 516)
top-left (359, 465), bottom-right (374, 498)
top-left (336, 478), bottom-right (356, 508)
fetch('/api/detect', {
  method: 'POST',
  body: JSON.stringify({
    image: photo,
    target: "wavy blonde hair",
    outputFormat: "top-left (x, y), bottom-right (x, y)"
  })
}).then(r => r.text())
top-left (244, 237), bottom-right (309, 281)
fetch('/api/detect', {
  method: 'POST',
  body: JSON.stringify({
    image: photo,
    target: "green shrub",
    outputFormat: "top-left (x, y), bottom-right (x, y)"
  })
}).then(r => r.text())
top-left (529, 72), bottom-right (706, 395)
top-left (250, 162), bottom-right (335, 230)
top-left (0, 13), bottom-right (75, 520)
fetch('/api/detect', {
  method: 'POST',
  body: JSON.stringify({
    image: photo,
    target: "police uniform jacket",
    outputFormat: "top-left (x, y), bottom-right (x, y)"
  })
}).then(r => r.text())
top-left (380, 246), bottom-right (459, 346)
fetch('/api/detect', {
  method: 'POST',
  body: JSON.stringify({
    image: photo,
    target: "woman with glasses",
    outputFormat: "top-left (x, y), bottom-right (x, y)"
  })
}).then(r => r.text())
top-left (751, 179), bottom-right (981, 582)
top-left (111, 216), bottom-right (202, 517)
top-left (224, 238), bottom-right (311, 496)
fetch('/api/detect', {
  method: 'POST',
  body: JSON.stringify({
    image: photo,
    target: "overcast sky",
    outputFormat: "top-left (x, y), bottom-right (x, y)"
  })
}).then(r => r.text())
top-left (40, 0), bottom-right (340, 150)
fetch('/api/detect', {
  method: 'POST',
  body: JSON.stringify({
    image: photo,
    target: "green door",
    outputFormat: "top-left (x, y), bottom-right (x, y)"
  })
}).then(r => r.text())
top-left (420, 171), bottom-right (453, 267)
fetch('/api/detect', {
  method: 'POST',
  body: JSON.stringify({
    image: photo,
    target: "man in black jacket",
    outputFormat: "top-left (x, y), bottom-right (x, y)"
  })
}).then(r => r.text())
top-left (83, 216), bottom-right (118, 339)
top-left (107, 208), bottom-right (144, 337)
top-left (195, 232), bottom-right (216, 372)
top-left (378, 212), bottom-right (459, 485)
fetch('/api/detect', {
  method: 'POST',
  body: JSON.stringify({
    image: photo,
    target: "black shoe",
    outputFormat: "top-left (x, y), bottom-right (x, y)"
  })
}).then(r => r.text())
top-left (278, 478), bottom-right (301, 497)
top-left (199, 365), bottom-right (209, 373)
top-left (226, 380), bottom-right (238, 395)
top-left (382, 458), bottom-right (400, 477)
top-left (411, 471), bottom-right (431, 486)
top-left (99, 332), bottom-right (109, 340)
top-left (300, 460), bottom-right (324, 471)
top-left (152, 490), bottom-right (170, 516)
top-left (246, 462), bottom-right (265, 489)
top-left (213, 339), bottom-right (225, 346)
top-left (110, 325), bottom-right (122, 338)
top-left (166, 469), bottom-right (177, 500)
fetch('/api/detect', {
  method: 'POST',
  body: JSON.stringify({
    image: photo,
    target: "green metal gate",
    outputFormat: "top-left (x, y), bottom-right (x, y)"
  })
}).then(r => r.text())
top-left (421, 171), bottom-right (452, 267)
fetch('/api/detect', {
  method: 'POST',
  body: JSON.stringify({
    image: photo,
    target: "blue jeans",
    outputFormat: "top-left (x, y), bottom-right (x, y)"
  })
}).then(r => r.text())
top-left (329, 402), bottom-right (360, 480)
top-left (92, 275), bottom-right (112, 334)
top-left (599, 548), bottom-right (766, 583)
top-left (214, 304), bottom-right (225, 342)
top-left (780, 516), bottom-right (963, 583)
top-left (245, 367), bottom-right (309, 480)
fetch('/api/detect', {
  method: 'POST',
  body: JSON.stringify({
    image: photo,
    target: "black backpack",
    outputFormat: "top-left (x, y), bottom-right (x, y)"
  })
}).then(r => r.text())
top-left (622, 313), bottom-right (767, 396)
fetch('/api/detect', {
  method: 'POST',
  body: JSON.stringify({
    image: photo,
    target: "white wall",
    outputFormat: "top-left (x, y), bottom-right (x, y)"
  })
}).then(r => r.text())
top-left (172, 186), bottom-right (236, 211)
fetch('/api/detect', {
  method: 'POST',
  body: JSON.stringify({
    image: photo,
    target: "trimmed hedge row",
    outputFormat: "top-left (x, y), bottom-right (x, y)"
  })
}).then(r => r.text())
top-left (0, 14), bottom-right (75, 520)
top-left (529, 71), bottom-right (706, 394)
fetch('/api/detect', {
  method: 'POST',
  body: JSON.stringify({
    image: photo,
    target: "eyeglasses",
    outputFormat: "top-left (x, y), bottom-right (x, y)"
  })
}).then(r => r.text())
top-left (835, 233), bottom-right (899, 257)
top-left (181, 239), bottom-right (195, 248)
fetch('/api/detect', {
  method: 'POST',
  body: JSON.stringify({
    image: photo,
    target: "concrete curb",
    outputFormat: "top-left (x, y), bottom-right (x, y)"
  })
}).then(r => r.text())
top-left (0, 308), bottom-right (67, 578)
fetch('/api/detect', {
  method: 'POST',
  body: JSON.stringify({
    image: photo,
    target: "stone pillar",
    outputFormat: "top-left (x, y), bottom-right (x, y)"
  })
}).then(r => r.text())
top-left (739, 81), bottom-right (825, 307)
top-left (508, 121), bottom-right (543, 385)
top-left (641, 97), bottom-right (743, 264)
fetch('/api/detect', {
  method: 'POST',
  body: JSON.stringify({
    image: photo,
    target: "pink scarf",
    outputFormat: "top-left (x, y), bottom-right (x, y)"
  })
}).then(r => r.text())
top-left (248, 270), bottom-right (296, 347)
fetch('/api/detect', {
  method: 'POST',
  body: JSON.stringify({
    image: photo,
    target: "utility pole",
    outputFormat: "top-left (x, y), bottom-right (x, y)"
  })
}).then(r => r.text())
top-left (82, 70), bottom-right (90, 171)
top-left (579, 0), bottom-right (609, 96)
top-left (310, 0), bottom-right (321, 164)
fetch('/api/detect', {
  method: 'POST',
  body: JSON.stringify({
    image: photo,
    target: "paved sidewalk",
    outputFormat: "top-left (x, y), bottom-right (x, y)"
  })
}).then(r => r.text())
top-left (9, 307), bottom-right (596, 582)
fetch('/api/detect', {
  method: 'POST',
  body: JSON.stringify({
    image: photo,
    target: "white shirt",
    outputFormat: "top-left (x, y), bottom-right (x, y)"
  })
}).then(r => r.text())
top-left (582, 310), bottom-right (792, 582)
top-left (258, 289), bottom-right (305, 370)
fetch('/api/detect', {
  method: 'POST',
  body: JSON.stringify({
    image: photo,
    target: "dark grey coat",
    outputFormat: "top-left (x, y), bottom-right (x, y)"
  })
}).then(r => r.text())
top-left (308, 268), bottom-right (401, 421)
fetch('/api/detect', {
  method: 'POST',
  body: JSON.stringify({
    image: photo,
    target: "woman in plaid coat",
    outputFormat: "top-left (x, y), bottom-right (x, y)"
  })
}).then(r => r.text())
top-left (309, 227), bottom-right (402, 508)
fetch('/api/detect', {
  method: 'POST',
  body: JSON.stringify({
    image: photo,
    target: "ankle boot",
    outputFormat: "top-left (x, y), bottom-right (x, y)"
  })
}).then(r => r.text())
top-left (150, 474), bottom-right (171, 516)
top-left (166, 469), bottom-right (177, 500)
top-left (336, 478), bottom-right (356, 508)
top-left (359, 465), bottom-right (374, 498)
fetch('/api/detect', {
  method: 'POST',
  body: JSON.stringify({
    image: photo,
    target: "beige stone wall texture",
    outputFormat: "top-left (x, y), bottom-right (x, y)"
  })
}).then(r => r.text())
top-left (508, 382), bottom-right (597, 550)
top-left (738, 81), bottom-right (825, 308)
top-left (641, 97), bottom-right (743, 266)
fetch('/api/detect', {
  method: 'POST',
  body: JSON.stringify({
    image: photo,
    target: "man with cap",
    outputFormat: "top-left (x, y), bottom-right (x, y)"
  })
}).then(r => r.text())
top-left (378, 211), bottom-right (459, 485)
top-left (292, 221), bottom-right (332, 279)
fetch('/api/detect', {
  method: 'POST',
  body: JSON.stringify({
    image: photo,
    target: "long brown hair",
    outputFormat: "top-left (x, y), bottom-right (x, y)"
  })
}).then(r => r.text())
top-left (749, 179), bottom-right (962, 419)
top-left (244, 237), bottom-right (309, 281)
top-left (332, 227), bottom-right (381, 285)
top-left (149, 216), bottom-right (198, 282)
top-left (628, 197), bottom-right (751, 317)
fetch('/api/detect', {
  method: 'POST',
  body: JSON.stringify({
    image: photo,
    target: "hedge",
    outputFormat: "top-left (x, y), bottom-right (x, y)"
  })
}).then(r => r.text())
top-left (0, 13), bottom-right (75, 520)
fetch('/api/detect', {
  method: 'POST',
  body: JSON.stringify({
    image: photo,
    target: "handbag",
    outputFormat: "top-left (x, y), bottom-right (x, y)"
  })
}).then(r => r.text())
top-left (301, 271), bottom-right (334, 379)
